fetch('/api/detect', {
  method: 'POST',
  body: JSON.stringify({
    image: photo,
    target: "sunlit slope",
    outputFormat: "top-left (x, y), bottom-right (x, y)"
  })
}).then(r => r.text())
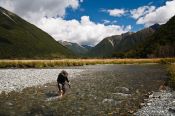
top-left (0, 7), bottom-right (73, 59)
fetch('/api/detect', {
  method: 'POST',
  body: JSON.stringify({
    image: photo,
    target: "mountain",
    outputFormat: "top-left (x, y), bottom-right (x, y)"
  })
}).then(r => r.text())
top-left (81, 45), bottom-right (92, 51)
top-left (58, 41), bottom-right (88, 55)
top-left (136, 16), bottom-right (175, 58)
top-left (0, 7), bottom-right (73, 59)
top-left (100, 15), bottom-right (175, 58)
top-left (88, 24), bottom-right (160, 57)
top-left (88, 35), bottom-right (122, 57)
top-left (115, 24), bottom-right (159, 52)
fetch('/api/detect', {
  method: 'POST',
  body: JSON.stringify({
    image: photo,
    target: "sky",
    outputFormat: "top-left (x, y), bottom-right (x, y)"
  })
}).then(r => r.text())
top-left (0, 0), bottom-right (175, 46)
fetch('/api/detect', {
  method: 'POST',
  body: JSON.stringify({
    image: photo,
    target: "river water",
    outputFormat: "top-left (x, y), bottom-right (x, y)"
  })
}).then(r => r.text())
top-left (0, 64), bottom-right (168, 115)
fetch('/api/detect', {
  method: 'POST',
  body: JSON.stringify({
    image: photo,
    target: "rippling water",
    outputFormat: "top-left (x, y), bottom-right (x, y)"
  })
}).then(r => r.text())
top-left (0, 64), bottom-right (168, 115)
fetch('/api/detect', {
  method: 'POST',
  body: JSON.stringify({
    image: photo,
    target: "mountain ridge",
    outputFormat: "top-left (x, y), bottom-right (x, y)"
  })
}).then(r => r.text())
top-left (88, 24), bottom-right (160, 57)
top-left (58, 40), bottom-right (88, 55)
top-left (0, 7), bottom-right (73, 59)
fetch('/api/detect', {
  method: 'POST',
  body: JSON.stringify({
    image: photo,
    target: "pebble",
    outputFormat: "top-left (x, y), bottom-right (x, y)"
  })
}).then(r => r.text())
top-left (102, 98), bottom-right (114, 104)
top-left (102, 98), bottom-right (122, 106)
top-left (169, 108), bottom-right (175, 113)
top-left (0, 69), bottom-right (83, 94)
top-left (5, 102), bottom-right (13, 106)
top-left (140, 103), bottom-right (145, 106)
top-left (113, 92), bottom-right (131, 97)
top-left (135, 89), bottom-right (175, 116)
top-left (115, 87), bottom-right (130, 92)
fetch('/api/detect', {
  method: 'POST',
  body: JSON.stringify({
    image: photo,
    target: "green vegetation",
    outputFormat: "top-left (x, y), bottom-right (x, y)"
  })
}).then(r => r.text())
top-left (88, 35), bottom-right (122, 57)
top-left (119, 16), bottom-right (175, 58)
top-left (89, 25), bottom-right (158, 58)
top-left (0, 7), bottom-right (73, 59)
top-left (89, 15), bottom-right (175, 58)
top-left (137, 16), bottom-right (175, 58)
top-left (167, 64), bottom-right (175, 89)
top-left (0, 58), bottom-right (174, 68)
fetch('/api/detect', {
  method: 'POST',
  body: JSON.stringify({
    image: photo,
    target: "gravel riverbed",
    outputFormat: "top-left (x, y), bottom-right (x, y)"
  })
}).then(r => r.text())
top-left (135, 89), bottom-right (175, 116)
top-left (0, 68), bottom-right (84, 94)
top-left (0, 64), bottom-right (171, 115)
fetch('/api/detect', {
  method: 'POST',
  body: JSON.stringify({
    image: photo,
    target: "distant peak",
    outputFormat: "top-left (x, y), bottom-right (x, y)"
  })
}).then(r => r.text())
top-left (150, 23), bottom-right (160, 30)
top-left (0, 7), bottom-right (7, 12)
top-left (121, 32), bottom-right (134, 37)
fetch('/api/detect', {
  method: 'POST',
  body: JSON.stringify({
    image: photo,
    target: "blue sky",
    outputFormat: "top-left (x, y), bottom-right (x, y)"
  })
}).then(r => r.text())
top-left (65, 0), bottom-right (167, 32)
top-left (0, 0), bottom-right (175, 45)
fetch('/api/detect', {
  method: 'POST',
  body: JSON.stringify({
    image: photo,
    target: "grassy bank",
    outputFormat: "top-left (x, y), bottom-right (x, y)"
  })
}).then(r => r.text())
top-left (167, 64), bottom-right (175, 89)
top-left (0, 58), bottom-right (174, 68)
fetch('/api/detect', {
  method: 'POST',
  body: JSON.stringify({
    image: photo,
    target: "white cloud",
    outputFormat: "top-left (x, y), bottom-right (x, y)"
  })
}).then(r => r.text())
top-left (37, 16), bottom-right (131, 45)
top-left (130, 6), bottom-right (156, 19)
top-left (102, 9), bottom-right (127, 17)
top-left (125, 25), bottom-right (132, 30)
top-left (136, 0), bottom-right (175, 26)
top-left (102, 20), bottom-right (117, 25)
top-left (102, 20), bottom-right (111, 24)
top-left (0, 0), bottom-right (80, 23)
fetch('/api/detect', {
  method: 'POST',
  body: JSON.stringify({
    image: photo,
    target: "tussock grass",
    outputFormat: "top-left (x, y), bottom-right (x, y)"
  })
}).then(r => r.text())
top-left (167, 64), bottom-right (175, 89)
top-left (0, 58), bottom-right (174, 68)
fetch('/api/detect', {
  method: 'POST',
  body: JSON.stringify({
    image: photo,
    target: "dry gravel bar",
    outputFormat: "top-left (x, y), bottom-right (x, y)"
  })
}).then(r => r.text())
top-left (135, 90), bottom-right (175, 116)
top-left (0, 69), bottom-right (83, 94)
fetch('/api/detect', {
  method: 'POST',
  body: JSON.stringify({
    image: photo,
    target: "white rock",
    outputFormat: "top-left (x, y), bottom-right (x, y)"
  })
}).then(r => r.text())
top-left (113, 92), bottom-right (131, 97)
top-left (147, 103), bottom-right (151, 106)
top-left (102, 98), bottom-right (114, 104)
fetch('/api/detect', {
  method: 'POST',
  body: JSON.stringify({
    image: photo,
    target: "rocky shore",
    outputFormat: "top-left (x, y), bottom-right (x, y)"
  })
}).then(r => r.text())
top-left (0, 69), bottom-right (83, 94)
top-left (135, 88), bottom-right (175, 115)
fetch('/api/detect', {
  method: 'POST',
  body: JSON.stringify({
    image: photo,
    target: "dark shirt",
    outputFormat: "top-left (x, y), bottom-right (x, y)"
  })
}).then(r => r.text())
top-left (57, 73), bottom-right (69, 84)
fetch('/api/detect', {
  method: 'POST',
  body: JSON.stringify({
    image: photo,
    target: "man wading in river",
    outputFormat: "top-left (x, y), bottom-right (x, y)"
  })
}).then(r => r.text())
top-left (57, 70), bottom-right (70, 97)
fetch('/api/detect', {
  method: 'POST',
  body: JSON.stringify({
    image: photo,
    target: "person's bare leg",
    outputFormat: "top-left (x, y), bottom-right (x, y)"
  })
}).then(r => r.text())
top-left (60, 90), bottom-right (63, 97)
top-left (60, 84), bottom-right (64, 97)
top-left (58, 83), bottom-right (61, 96)
top-left (62, 84), bottom-right (66, 95)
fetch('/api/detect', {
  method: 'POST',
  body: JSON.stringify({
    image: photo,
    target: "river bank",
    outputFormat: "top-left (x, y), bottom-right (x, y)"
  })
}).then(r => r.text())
top-left (0, 68), bottom-right (83, 94)
top-left (135, 64), bottom-right (175, 115)
top-left (0, 58), bottom-right (174, 68)
top-left (135, 88), bottom-right (175, 115)
top-left (167, 64), bottom-right (175, 89)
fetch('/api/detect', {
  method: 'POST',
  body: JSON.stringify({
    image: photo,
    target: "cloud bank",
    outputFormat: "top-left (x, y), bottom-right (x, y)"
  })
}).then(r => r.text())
top-left (130, 6), bottom-right (156, 19)
top-left (103, 0), bottom-right (175, 27)
top-left (37, 16), bottom-right (131, 45)
top-left (0, 0), bottom-right (80, 23)
top-left (136, 0), bottom-right (175, 26)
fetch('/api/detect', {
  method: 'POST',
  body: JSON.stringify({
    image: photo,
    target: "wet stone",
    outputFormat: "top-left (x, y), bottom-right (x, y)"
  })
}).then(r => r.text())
top-left (115, 87), bottom-right (130, 93)
top-left (135, 90), bottom-right (175, 116)
top-left (168, 108), bottom-right (175, 114)
top-left (5, 102), bottom-right (13, 106)
top-left (112, 92), bottom-right (131, 97)
top-left (102, 98), bottom-right (114, 104)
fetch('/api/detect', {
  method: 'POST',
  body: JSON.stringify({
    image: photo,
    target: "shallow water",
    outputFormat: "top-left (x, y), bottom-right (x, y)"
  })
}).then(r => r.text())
top-left (0, 64), bottom-right (168, 115)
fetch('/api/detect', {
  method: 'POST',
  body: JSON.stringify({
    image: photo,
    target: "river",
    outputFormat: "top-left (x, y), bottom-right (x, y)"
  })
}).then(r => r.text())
top-left (0, 64), bottom-right (168, 115)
